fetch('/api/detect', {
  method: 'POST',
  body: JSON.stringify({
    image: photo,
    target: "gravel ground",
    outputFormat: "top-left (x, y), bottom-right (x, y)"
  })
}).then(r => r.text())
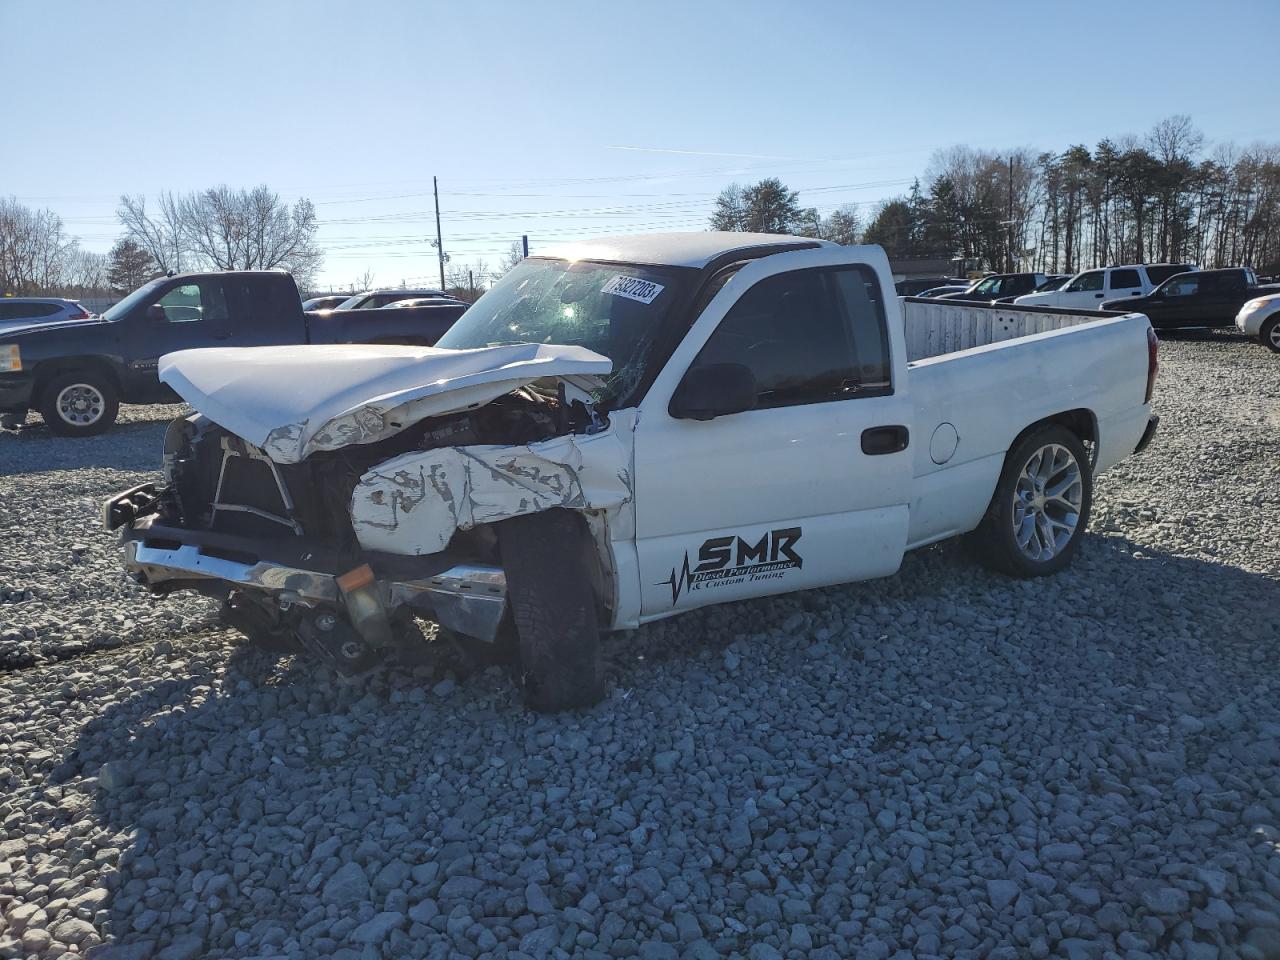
top-left (0, 332), bottom-right (1277, 960)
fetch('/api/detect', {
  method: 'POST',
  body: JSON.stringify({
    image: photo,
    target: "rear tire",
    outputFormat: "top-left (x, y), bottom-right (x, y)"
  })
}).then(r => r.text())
top-left (39, 371), bottom-right (119, 437)
top-left (1261, 316), bottom-right (1280, 353)
top-left (966, 425), bottom-right (1093, 578)
top-left (497, 509), bottom-right (605, 712)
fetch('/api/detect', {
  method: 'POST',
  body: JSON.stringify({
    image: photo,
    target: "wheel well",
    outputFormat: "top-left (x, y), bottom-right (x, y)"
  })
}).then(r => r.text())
top-left (1007, 408), bottom-right (1098, 469)
top-left (33, 360), bottom-right (121, 406)
top-left (484, 508), bottom-right (612, 617)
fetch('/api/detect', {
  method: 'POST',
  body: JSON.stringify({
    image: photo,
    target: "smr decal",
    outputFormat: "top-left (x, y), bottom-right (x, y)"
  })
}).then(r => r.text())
top-left (661, 527), bottom-right (802, 604)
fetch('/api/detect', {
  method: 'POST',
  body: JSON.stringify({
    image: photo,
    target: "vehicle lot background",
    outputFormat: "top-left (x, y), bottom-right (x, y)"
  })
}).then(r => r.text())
top-left (0, 334), bottom-right (1277, 959)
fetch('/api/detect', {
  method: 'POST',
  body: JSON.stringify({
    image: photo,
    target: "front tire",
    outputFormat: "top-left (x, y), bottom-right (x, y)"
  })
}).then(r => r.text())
top-left (39, 371), bottom-right (119, 437)
top-left (1261, 316), bottom-right (1280, 353)
top-left (497, 509), bottom-right (605, 712)
top-left (967, 425), bottom-right (1093, 578)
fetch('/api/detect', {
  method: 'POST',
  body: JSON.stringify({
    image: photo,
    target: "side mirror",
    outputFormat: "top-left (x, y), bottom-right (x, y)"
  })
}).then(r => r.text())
top-left (669, 362), bottom-right (758, 421)
top-left (145, 304), bottom-right (167, 322)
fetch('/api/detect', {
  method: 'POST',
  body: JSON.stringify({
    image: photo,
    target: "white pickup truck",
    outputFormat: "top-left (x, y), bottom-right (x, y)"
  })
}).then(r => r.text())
top-left (105, 233), bottom-right (1160, 710)
top-left (1013, 262), bottom-right (1194, 310)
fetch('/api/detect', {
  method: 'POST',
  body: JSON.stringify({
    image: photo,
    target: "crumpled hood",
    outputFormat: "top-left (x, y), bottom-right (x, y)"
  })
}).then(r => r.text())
top-left (159, 342), bottom-right (612, 463)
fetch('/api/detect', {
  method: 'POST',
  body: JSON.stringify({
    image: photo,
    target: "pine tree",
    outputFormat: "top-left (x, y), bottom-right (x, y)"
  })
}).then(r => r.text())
top-left (106, 238), bottom-right (159, 293)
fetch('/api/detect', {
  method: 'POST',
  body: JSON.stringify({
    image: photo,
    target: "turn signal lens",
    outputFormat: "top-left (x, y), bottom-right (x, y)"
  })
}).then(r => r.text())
top-left (0, 345), bottom-right (20, 372)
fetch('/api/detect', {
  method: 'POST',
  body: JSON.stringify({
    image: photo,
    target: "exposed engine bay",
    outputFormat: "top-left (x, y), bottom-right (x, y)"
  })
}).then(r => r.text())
top-left (161, 385), bottom-right (586, 555)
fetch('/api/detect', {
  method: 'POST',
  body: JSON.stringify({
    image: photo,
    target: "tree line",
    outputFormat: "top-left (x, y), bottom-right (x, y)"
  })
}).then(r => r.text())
top-left (1, 185), bottom-right (323, 299)
top-left (712, 116), bottom-right (1280, 275)
top-left (0, 199), bottom-right (109, 298)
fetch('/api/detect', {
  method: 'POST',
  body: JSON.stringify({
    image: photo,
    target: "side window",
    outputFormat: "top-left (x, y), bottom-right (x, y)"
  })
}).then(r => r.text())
top-left (0, 304), bottom-right (16, 320)
top-left (1165, 276), bottom-right (1199, 297)
top-left (156, 284), bottom-right (203, 323)
top-left (689, 266), bottom-right (889, 410)
top-left (1066, 271), bottom-right (1103, 292)
top-left (155, 281), bottom-right (229, 324)
top-left (1109, 268), bottom-right (1141, 290)
top-left (830, 268), bottom-right (892, 393)
top-left (1220, 272), bottom-right (1246, 292)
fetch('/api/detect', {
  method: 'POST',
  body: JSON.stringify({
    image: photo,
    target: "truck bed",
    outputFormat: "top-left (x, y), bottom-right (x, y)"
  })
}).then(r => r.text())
top-left (898, 296), bottom-right (1154, 550)
top-left (902, 297), bottom-right (1126, 362)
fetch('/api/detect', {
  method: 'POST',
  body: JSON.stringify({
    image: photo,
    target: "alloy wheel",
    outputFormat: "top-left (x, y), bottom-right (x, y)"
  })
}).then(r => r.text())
top-left (1011, 442), bottom-right (1083, 562)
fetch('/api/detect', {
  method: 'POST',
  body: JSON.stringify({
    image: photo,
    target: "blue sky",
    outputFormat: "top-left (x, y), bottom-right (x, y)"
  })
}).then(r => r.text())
top-left (4, 0), bottom-right (1278, 290)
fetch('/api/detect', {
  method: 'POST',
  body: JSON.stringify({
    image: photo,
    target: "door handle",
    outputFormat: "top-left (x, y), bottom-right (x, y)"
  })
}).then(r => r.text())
top-left (862, 425), bottom-right (909, 455)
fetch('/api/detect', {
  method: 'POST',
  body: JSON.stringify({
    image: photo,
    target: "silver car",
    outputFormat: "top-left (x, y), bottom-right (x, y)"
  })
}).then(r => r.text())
top-left (0, 297), bottom-right (91, 331)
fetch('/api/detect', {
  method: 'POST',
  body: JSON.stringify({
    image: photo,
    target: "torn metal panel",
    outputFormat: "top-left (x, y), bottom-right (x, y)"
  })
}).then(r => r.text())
top-left (351, 427), bottom-right (634, 556)
top-left (158, 342), bottom-right (612, 464)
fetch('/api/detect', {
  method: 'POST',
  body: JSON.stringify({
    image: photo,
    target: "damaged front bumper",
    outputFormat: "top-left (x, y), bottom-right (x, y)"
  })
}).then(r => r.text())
top-left (106, 494), bottom-right (509, 645)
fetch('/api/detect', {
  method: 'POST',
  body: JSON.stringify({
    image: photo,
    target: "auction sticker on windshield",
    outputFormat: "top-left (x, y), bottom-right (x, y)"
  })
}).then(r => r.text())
top-left (601, 275), bottom-right (665, 304)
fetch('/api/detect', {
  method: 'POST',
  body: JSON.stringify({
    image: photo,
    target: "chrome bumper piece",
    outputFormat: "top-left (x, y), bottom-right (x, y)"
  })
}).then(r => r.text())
top-left (121, 539), bottom-right (508, 642)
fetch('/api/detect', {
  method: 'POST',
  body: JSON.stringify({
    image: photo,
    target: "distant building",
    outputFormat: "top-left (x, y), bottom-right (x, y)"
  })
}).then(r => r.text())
top-left (888, 256), bottom-right (982, 281)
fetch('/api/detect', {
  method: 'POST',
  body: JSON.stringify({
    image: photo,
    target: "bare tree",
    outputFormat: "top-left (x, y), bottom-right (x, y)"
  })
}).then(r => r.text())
top-left (445, 259), bottom-right (491, 302)
top-left (118, 185), bottom-right (324, 287)
top-left (61, 250), bottom-right (109, 295)
top-left (0, 198), bottom-right (78, 295)
top-left (354, 268), bottom-right (376, 293)
top-left (118, 192), bottom-right (185, 273)
top-left (498, 240), bottom-right (525, 275)
top-left (817, 205), bottom-right (862, 245)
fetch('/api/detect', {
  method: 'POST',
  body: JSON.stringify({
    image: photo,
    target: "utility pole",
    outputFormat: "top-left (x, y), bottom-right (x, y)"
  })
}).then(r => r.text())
top-left (468, 269), bottom-right (474, 303)
top-left (1003, 156), bottom-right (1013, 272)
top-left (433, 176), bottom-right (445, 291)
top-left (521, 234), bottom-right (529, 258)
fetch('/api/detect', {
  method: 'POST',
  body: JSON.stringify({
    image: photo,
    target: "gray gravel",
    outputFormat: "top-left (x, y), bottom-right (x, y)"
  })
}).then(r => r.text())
top-left (0, 332), bottom-right (1278, 960)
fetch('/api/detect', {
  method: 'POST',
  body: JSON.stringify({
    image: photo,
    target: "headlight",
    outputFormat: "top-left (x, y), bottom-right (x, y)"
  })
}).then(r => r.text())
top-left (1240, 298), bottom-right (1268, 315)
top-left (0, 345), bottom-right (20, 372)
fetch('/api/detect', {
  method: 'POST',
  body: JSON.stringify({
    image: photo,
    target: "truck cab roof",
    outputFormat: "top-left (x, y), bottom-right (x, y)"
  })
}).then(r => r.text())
top-left (538, 232), bottom-right (833, 269)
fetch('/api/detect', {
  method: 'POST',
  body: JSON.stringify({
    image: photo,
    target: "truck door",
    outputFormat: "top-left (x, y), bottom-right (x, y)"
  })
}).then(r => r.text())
top-left (1155, 273), bottom-right (1203, 327)
top-left (1058, 269), bottom-right (1106, 308)
top-left (632, 248), bottom-right (912, 619)
top-left (123, 277), bottom-right (234, 400)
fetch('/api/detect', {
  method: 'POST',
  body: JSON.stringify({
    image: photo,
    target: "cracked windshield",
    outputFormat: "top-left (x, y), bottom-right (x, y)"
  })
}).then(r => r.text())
top-left (436, 257), bottom-right (687, 402)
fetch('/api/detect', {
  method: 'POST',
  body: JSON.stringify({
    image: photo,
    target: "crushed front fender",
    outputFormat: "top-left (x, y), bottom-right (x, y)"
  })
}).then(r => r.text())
top-left (350, 428), bottom-right (634, 556)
